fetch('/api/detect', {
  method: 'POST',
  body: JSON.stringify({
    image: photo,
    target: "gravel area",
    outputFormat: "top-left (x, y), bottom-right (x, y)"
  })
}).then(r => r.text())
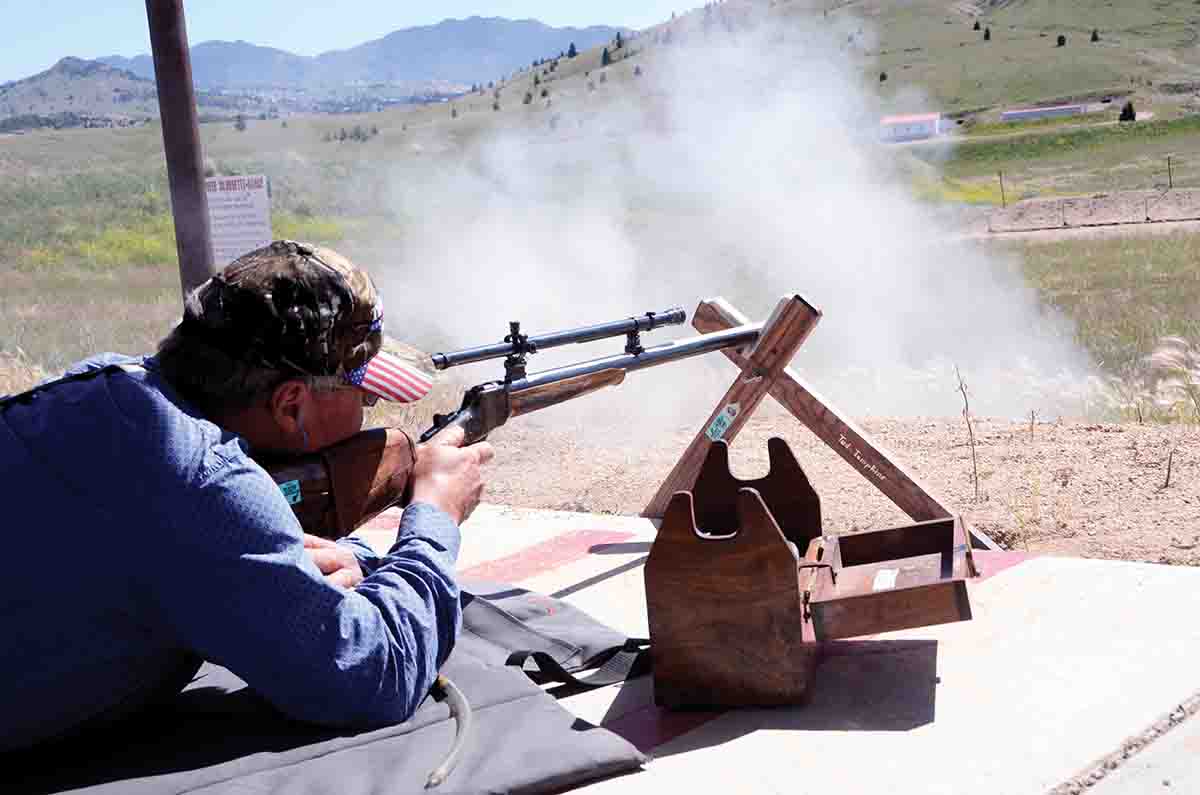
top-left (480, 403), bottom-right (1200, 565)
top-left (990, 189), bottom-right (1200, 233)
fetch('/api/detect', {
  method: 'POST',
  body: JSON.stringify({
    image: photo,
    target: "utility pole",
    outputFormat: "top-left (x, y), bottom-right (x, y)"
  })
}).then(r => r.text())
top-left (146, 0), bottom-right (215, 297)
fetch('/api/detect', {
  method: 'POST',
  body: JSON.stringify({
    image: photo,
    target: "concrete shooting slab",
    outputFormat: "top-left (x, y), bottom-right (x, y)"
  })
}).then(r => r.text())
top-left (354, 505), bottom-right (1200, 795)
top-left (1089, 710), bottom-right (1200, 794)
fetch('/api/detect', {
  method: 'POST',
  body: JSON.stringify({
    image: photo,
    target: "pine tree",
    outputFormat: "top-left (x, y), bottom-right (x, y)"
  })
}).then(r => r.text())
top-left (568, 42), bottom-right (578, 58)
top-left (601, 47), bottom-right (612, 66)
top-left (984, 27), bottom-right (991, 41)
top-left (1091, 29), bottom-right (1100, 43)
top-left (1119, 101), bottom-right (1136, 122)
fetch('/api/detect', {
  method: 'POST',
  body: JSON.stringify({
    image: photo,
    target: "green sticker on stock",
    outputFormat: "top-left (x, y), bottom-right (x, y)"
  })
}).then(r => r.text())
top-left (705, 402), bottom-right (740, 441)
top-left (280, 480), bottom-right (302, 505)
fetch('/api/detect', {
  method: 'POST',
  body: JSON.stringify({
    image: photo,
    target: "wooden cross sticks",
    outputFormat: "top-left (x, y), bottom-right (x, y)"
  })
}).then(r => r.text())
top-left (643, 294), bottom-right (821, 519)
top-left (644, 295), bottom-right (999, 552)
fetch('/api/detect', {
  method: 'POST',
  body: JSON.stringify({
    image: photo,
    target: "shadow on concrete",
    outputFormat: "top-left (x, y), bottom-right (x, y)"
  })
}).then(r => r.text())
top-left (552, 556), bottom-right (650, 599)
top-left (589, 541), bottom-right (652, 555)
top-left (630, 638), bottom-right (939, 759)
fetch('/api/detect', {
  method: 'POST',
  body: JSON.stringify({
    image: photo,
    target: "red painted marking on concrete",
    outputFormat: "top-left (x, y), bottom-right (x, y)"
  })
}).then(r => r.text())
top-left (602, 705), bottom-right (722, 754)
top-left (460, 530), bottom-right (634, 583)
top-left (972, 550), bottom-right (1034, 582)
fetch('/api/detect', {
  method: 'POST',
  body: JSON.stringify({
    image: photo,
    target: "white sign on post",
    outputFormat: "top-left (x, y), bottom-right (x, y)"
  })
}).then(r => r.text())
top-left (205, 174), bottom-right (272, 267)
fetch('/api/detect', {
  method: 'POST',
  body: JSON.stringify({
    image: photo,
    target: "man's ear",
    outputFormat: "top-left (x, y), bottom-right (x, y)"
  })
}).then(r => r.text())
top-left (268, 379), bottom-right (311, 436)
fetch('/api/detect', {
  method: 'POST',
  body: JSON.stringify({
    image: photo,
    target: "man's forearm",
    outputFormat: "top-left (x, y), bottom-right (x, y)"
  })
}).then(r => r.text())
top-left (342, 501), bottom-right (464, 719)
top-left (338, 535), bottom-right (383, 576)
top-left (156, 464), bottom-right (467, 730)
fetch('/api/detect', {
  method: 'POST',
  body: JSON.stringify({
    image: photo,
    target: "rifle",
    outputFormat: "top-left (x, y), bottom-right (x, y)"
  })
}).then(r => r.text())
top-left (260, 307), bottom-right (764, 538)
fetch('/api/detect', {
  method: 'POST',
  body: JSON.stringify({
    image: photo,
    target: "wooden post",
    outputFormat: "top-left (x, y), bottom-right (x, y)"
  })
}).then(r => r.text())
top-left (998, 170), bottom-right (1006, 208)
top-left (686, 297), bottom-right (1000, 552)
top-left (146, 0), bottom-right (215, 296)
top-left (642, 295), bottom-right (821, 518)
top-left (1168, 156), bottom-right (1173, 190)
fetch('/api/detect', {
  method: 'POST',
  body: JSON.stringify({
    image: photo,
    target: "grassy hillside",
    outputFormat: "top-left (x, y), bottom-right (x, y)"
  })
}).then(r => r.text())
top-left (0, 58), bottom-right (158, 125)
top-left (3, 0), bottom-right (1200, 414)
top-left (863, 0), bottom-right (1200, 115)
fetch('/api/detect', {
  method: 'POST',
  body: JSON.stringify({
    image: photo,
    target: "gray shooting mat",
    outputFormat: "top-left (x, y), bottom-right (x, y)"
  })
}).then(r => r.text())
top-left (5, 583), bottom-right (646, 795)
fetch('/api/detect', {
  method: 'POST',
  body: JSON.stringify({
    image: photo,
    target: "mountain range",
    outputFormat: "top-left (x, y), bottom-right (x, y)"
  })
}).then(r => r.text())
top-left (98, 16), bottom-right (623, 90)
top-left (0, 17), bottom-right (625, 129)
top-left (0, 57), bottom-right (159, 130)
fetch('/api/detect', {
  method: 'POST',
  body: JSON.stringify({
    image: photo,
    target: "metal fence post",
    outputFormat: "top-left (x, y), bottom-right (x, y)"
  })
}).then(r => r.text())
top-left (146, 0), bottom-right (215, 297)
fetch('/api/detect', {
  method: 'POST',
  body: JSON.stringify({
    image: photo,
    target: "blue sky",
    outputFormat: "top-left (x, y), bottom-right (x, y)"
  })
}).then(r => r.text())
top-left (1, 1), bottom-right (685, 83)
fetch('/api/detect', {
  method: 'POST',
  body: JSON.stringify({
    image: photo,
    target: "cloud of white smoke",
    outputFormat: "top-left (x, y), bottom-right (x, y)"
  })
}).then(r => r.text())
top-left (370, 6), bottom-right (1098, 444)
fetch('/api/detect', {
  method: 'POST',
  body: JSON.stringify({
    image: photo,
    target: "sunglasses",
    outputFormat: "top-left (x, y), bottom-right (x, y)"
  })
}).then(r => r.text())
top-left (335, 384), bottom-right (380, 408)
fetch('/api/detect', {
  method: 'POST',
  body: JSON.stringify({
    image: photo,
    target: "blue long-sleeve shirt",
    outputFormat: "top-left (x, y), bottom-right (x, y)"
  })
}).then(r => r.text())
top-left (0, 354), bottom-right (462, 752)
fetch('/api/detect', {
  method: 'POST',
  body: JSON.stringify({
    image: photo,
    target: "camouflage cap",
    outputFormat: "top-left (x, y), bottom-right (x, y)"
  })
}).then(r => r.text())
top-left (182, 240), bottom-right (434, 402)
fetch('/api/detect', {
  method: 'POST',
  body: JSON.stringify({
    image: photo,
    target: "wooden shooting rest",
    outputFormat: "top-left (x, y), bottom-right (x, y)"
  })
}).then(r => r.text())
top-left (643, 294), bottom-right (984, 709)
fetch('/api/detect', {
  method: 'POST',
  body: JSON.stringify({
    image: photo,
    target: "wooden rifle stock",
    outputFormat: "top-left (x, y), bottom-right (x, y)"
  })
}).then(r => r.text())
top-left (258, 370), bottom-right (625, 539)
top-left (508, 368), bottom-right (626, 418)
top-left (258, 428), bottom-right (416, 540)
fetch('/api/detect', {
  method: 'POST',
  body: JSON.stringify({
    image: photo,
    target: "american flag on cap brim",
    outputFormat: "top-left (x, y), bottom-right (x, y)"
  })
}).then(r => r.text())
top-left (342, 303), bottom-right (434, 403)
top-left (346, 351), bottom-right (434, 403)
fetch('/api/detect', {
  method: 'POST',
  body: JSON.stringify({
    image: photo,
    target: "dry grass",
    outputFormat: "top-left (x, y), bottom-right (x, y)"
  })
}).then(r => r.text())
top-left (0, 350), bottom-right (47, 396)
top-left (1019, 232), bottom-right (1200, 359)
top-left (1017, 232), bottom-right (1200, 423)
top-left (0, 264), bottom-right (181, 372)
top-left (1147, 336), bottom-right (1200, 421)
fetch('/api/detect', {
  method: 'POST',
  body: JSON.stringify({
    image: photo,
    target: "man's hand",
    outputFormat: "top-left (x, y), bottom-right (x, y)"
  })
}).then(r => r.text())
top-left (409, 425), bottom-right (495, 525)
top-left (303, 534), bottom-right (364, 589)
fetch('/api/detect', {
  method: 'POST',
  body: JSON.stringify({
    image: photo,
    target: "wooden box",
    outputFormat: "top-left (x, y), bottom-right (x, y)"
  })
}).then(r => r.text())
top-left (802, 517), bottom-right (974, 641)
top-left (645, 438), bottom-right (974, 709)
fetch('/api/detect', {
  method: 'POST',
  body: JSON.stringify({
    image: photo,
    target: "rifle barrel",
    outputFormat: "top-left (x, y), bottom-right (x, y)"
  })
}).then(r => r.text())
top-left (431, 307), bottom-right (687, 370)
top-left (511, 323), bottom-right (763, 391)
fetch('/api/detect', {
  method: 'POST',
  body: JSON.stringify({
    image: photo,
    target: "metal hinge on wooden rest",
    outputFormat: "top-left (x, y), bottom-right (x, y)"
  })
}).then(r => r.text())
top-left (644, 438), bottom-right (973, 710)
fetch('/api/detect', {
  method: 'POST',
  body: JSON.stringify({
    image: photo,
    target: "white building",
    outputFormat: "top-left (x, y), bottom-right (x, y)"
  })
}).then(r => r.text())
top-left (879, 113), bottom-right (943, 143)
top-left (1000, 104), bottom-right (1087, 123)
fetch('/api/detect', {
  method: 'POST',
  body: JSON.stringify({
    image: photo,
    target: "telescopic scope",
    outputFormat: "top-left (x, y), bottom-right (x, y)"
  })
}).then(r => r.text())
top-left (430, 308), bottom-right (688, 370)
